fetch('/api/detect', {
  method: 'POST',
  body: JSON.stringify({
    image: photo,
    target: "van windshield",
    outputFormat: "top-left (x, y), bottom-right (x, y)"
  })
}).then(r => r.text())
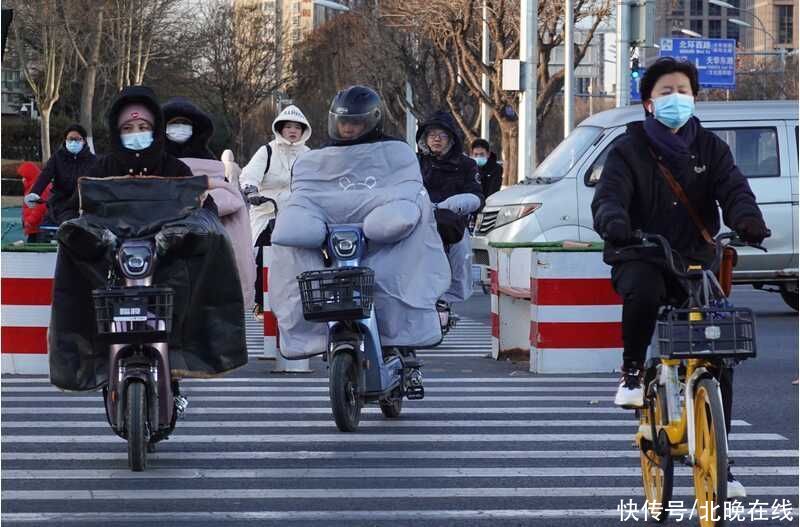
top-left (524, 126), bottom-right (603, 183)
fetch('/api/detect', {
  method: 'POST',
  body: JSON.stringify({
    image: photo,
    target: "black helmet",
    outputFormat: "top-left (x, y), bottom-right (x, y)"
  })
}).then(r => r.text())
top-left (328, 85), bottom-right (383, 142)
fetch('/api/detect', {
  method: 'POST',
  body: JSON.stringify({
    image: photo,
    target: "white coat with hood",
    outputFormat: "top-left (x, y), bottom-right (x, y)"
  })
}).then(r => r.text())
top-left (239, 105), bottom-right (311, 243)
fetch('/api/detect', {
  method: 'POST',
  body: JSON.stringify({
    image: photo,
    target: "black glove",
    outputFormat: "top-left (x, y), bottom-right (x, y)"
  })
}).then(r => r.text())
top-left (603, 219), bottom-right (632, 245)
top-left (242, 185), bottom-right (258, 195)
top-left (735, 216), bottom-right (769, 244)
top-left (247, 194), bottom-right (268, 206)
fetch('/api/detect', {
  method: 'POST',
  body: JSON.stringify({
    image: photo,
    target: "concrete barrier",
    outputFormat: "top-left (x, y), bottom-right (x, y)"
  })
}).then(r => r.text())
top-left (487, 241), bottom-right (623, 373)
top-left (1, 245), bottom-right (57, 375)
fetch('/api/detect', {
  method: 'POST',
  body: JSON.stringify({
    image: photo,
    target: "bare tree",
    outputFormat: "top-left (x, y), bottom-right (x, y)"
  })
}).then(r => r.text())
top-left (384, 0), bottom-right (612, 185)
top-left (61, 0), bottom-right (105, 149)
top-left (193, 1), bottom-right (286, 159)
top-left (12, 0), bottom-right (68, 162)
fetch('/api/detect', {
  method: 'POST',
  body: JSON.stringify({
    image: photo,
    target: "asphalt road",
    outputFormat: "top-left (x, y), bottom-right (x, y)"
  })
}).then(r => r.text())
top-left (1, 286), bottom-right (797, 527)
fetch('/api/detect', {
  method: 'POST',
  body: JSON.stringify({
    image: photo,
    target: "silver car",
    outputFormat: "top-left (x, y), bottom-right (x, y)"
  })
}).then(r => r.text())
top-left (474, 101), bottom-right (799, 310)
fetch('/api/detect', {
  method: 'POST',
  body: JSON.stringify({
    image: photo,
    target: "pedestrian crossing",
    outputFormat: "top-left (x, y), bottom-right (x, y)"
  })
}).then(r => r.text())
top-left (2, 317), bottom-right (798, 526)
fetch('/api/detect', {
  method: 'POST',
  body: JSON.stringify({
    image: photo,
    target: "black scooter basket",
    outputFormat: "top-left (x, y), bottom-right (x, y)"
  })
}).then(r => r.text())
top-left (657, 306), bottom-right (756, 360)
top-left (92, 286), bottom-right (174, 343)
top-left (298, 267), bottom-right (375, 322)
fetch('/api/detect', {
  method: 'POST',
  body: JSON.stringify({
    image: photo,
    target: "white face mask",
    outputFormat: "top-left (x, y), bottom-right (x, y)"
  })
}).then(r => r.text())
top-left (166, 123), bottom-right (193, 144)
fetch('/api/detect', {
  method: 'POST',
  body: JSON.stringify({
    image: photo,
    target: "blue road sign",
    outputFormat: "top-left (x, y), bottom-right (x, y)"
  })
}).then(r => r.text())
top-left (659, 38), bottom-right (736, 89)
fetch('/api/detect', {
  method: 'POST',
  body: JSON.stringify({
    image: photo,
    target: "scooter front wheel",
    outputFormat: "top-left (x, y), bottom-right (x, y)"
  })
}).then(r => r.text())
top-left (330, 352), bottom-right (362, 432)
top-left (126, 381), bottom-right (148, 471)
top-left (380, 397), bottom-right (403, 418)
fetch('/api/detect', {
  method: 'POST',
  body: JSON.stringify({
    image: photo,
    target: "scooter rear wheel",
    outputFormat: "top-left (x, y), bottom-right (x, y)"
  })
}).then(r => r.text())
top-left (330, 352), bottom-right (362, 432)
top-left (126, 381), bottom-right (148, 471)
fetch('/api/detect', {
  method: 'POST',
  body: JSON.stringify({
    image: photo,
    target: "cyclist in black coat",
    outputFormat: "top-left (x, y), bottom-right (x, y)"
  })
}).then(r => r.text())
top-left (591, 58), bottom-right (768, 498)
top-left (416, 111), bottom-right (483, 245)
top-left (25, 124), bottom-right (96, 225)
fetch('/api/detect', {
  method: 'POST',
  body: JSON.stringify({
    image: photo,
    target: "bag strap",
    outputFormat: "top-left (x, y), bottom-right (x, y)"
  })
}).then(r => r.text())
top-left (649, 148), bottom-right (714, 246)
top-left (263, 144), bottom-right (272, 176)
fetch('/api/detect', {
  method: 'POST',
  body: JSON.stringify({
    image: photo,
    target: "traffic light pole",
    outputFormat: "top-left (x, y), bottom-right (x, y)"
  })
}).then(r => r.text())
top-left (615, 0), bottom-right (631, 107)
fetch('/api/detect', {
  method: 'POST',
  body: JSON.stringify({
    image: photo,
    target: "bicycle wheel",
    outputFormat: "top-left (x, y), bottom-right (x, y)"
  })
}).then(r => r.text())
top-left (693, 377), bottom-right (728, 527)
top-left (639, 383), bottom-right (674, 523)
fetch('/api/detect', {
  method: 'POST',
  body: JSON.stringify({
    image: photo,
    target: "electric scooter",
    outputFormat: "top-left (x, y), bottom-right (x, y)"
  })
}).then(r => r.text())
top-left (94, 236), bottom-right (178, 471)
top-left (298, 225), bottom-right (424, 432)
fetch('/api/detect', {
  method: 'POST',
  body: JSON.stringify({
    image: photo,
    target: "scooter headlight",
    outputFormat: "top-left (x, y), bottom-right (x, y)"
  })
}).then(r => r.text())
top-left (330, 231), bottom-right (360, 259)
top-left (118, 245), bottom-right (154, 278)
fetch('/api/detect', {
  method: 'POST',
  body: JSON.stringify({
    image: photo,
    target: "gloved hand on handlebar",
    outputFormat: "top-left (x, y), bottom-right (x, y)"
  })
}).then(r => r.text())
top-left (24, 193), bottom-right (41, 208)
top-left (242, 185), bottom-right (258, 196)
top-left (436, 194), bottom-right (481, 216)
top-left (734, 216), bottom-right (770, 245)
top-left (602, 219), bottom-right (632, 245)
top-left (247, 194), bottom-right (269, 206)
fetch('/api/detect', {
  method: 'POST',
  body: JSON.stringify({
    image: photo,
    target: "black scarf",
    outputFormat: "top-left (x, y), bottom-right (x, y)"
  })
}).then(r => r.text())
top-left (643, 115), bottom-right (699, 176)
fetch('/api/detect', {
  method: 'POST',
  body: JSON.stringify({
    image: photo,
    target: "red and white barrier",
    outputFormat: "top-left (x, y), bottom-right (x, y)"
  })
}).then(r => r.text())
top-left (261, 245), bottom-right (279, 361)
top-left (529, 250), bottom-right (622, 373)
top-left (1, 251), bottom-right (57, 375)
top-left (489, 247), bottom-right (533, 360)
top-left (262, 246), bottom-right (311, 373)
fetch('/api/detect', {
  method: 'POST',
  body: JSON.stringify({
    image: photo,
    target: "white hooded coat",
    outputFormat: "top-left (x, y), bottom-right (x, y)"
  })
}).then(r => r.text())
top-left (239, 105), bottom-right (311, 243)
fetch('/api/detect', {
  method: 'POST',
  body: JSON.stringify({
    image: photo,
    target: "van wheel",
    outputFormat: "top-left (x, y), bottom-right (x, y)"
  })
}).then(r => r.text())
top-left (780, 285), bottom-right (798, 311)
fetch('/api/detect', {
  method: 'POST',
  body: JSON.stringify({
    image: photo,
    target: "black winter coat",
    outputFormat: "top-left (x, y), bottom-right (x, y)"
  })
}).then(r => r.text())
top-left (478, 152), bottom-right (503, 200)
top-left (591, 119), bottom-right (763, 267)
top-left (31, 144), bottom-right (95, 224)
top-left (86, 86), bottom-right (193, 180)
top-left (416, 112), bottom-right (484, 243)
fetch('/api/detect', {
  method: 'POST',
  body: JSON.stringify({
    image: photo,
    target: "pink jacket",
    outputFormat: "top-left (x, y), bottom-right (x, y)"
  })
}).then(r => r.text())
top-left (180, 156), bottom-right (256, 308)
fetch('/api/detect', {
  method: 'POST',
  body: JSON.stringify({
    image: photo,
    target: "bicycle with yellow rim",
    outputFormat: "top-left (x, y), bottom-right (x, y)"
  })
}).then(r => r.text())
top-left (630, 230), bottom-right (768, 526)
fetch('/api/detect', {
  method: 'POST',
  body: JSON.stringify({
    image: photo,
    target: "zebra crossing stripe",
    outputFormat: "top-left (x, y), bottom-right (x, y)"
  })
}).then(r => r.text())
top-left (0, 376), bottom-right (620, 383)
top-left (3, 449), bottom-right (794, 461)
top-left (1, 433), bottom-right (785, 443)
top-left (2, 486), bottom-right (797, 501)
top-left (1, 407), bottom-right (633, 415)
top-left (2, 385), bottom-right (620, 393)
top-left (1, 395), bottom-right (620, 401)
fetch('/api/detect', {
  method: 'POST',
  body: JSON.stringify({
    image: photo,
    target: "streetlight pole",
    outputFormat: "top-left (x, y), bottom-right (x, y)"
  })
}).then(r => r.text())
top-left (518, 0), bottom-right (538, 182)
top-left (564, 0), bottom-right (574, 137)
top-left (615, 0), bottom-right (630, 107)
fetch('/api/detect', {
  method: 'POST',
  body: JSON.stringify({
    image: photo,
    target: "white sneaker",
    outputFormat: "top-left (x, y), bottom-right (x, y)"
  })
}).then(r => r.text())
top-left (727, 468), bottom-right (747, 499)
top-left (614, 368), bottom-right (644, 408)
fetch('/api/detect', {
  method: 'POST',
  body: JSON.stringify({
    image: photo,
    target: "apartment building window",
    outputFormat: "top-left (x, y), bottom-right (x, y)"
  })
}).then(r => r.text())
top-left (690, 19), bottom-right (704, 35)
top-left (709, 2), bottom-right (721, 15)
top-left (727, 21), bottom-right (740, 42)
top-left (576, 78), bottom-right (591, 95)
top-left (709, 19), bottom-right (722, 38)
top-left (777, 5), bottom-right (794, 45)
top-left (671, 0), bottom-right (685, 16)
top-left (690, 0), bottom-right (703, 16)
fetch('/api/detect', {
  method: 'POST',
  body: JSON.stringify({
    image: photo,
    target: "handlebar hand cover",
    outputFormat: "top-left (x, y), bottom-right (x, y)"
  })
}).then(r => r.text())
top-left (270, 204), bottom-right (327, 249)
top-left (363, 201), bottom-right (421, 244)
top-left (436, 193), bottom-right (481, 215)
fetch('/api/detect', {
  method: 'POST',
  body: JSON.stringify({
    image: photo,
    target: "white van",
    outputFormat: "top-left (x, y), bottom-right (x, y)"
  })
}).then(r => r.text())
top-left (473, 100), bottom-right (799, 309)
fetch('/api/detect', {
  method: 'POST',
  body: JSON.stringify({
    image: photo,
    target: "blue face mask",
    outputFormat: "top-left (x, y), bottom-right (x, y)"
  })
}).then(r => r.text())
top-left (120, 131), bottom-right (154, 151)
top-left (65, 139), bottom-right (84, 155)
top-left (472, 156), bottom-right (488, 167)
top-left (652, 93), bottom-right (695, 130)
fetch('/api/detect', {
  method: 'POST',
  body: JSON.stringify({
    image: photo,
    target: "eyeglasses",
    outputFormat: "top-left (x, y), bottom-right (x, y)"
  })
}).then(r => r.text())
top-left (427, 132), bottom-right (449, 140)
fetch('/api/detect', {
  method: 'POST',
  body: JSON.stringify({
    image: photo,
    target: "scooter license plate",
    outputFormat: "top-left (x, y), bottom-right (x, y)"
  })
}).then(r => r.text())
top-left (113, 302), bottom-right (148, 322)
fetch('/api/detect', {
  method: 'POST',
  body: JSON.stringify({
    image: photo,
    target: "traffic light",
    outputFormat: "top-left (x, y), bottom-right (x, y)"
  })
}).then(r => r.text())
top-left (631, 58), bottom-right (641, 80)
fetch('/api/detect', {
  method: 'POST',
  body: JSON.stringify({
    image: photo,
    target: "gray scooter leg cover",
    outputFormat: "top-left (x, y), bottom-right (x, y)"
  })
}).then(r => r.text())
top-left (441, 229), bottom-right (474, 303)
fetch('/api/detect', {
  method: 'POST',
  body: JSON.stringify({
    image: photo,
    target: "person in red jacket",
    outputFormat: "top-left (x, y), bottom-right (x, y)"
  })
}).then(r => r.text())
top-left (18, 162), bottom-right (52, 243)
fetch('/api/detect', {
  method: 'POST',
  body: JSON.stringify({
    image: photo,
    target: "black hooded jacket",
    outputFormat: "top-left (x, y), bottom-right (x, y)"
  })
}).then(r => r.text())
top-left (31, 142), bottom-right (96, 224)
top-left (86, 86), bottom-right (193, 180)
top-left (416, 112), bottom-right (483, 244)
top-left (591, 119), bottom-right (763, 266)
top-left (477, 152), bottom-right (503, 200)
top-left (162, 97), bottom-right (216, 160)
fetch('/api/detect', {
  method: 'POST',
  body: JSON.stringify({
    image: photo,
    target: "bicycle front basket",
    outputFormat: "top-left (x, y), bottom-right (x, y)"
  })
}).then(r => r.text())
top-left (297, 267), bottom-right (375, 322)
top-left (657, 306), bottom-right (756, 360)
